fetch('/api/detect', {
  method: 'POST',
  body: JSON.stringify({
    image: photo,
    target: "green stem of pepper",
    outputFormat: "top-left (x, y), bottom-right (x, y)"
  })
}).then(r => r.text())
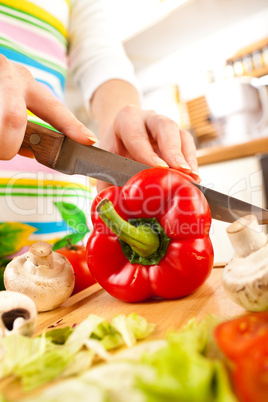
top-left (97, 199), bottom-right (160, 258)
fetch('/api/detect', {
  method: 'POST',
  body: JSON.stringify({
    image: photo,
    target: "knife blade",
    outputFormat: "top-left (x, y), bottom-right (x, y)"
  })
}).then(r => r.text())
top-left (21, 121), bottom-right (268, 225)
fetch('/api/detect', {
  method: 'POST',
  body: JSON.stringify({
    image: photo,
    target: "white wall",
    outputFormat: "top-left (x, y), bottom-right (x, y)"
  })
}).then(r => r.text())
top-left (66, 3), bottom-right (268, 129)
top-left (137, 7), bottom-right (268, 101)
top-left (199, 156), bottom-right (266, 264)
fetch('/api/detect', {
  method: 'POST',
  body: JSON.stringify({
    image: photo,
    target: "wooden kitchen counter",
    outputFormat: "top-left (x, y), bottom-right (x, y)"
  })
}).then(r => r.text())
top-left (197, 136), bottom-right (268, 166)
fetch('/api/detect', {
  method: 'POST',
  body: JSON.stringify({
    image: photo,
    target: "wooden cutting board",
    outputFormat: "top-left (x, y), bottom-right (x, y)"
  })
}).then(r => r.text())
top-left (0, 267), bottom-right (245, 399)
top-left (36, 267), bottom-right (244, 338)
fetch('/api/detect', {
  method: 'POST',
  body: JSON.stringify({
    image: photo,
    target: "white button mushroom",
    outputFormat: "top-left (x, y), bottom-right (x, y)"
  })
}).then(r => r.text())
top-left (0, 291), bottom-right (37, 338)
top-left (4, 241), bottom-right (75, 312)
top-left (222, 214), bottom-right (268, 312)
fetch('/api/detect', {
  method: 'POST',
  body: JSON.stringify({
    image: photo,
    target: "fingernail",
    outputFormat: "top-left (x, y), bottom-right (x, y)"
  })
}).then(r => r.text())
top-left (191, 169), bottom-right (200, 177)
top-left (152, 156), bottom-right (169, 168)
top-left (179, 163), bottom-right (191, 171)
top-left (175, 157), bottom-right (191, 170)
top-left (81, 126), bottom-right (97, 142)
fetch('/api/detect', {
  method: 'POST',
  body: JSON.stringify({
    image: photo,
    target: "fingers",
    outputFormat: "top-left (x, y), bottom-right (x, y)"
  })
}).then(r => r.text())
top-left (0, 101), bottom-right (28, 160)
top-left (114, 106), bottom-right (168, 168)
top-left (26, 79), bottom-right (97, 145)
top-left (0, 55), bottom-right (97, 162)
top-left (97, 179), bottom-right (110, 193)
top-left (114, 106), bottom-right (200, 181)
top-left (180, 129), bottom-right (200, 180)
top-left (145, 111), bottom-right (192, 171)
top-left (0, 56), bottom-right (28, 159)
top-left (146, 112), bottom-right (200, 181)
top-left (18, 148), bottom-right (34, 158)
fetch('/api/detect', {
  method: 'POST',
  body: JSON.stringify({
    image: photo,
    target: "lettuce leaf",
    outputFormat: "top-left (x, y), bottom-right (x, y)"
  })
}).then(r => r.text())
top-left (0, 333), bottom-right (47, 379)
top-left (0, 313), bottom-right (236, 402)
top-left (137, 335), bottom-right (215, 402)
top-left (134, 316), bottom-right (237, 402)
top-left (65, 315), bottom-right (106, 354)
top-left (0, 393), bottom-right (8, 402)
top-left (111, 314), bottom-right (155, 348)
top-left (0, 313), bottom-right (155, 392)
top-left (15, 347), bottom-right (73, 391)
top-left (127, 313), bottom-right (156, 340)
top-left (22, 377), bottom-right (108, 402)
top-left (45, 326), bottom-right (73, 345)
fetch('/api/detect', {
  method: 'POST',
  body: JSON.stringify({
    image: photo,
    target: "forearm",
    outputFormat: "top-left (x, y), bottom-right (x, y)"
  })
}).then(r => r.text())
top-left (90, 79), bottom-right (141, 137)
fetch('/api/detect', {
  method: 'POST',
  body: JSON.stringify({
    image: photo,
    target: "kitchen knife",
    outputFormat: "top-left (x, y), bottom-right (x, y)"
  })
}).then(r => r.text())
top-left (21, 121), bottom-right (268, 225)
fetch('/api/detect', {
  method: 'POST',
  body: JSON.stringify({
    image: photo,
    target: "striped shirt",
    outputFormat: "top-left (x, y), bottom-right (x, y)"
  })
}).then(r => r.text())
top-left (0, 0), bottom-right (137, 257)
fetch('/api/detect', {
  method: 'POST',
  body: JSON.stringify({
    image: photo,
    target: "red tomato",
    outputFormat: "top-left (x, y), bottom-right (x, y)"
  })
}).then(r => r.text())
top-left (232, 335), bottom-right (268, 402)
top-left (214, 312), bottom-right (268, 361)
top-left (214, 313), bottom-right (268, 402)
top-left (57, 245), bottom-right (96, 295)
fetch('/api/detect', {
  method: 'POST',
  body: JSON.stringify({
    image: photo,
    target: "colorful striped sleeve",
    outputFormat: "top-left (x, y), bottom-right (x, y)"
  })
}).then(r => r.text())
top-left (0, 0), bottom-right (69, 103)
top-left (0, 0), bottom-right (96, 259)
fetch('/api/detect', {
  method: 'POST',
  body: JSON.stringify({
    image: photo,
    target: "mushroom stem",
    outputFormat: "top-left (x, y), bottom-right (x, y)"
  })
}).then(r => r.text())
top-left (29, 241), bottom-right (53, 268)
top-left (0, 319), bottom-right (5, 338)
top-left (226, 215), bottom-right (267, 258)
top-left (0, 291), bottom-right (37, 337)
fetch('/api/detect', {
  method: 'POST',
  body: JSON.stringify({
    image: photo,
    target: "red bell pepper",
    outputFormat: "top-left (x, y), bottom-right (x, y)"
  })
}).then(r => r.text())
top-left (86, 168), bottom-right (214, 302)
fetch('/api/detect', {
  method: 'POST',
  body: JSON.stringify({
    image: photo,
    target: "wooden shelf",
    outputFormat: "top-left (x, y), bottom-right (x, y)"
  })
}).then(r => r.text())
top-left (227, 37), bottom-right (268, 62)
top-left (244, 66), bottom-right (268, 78)
top-left (226, 37), bottom-right (268, 78)
top-left (197, 136), bottom-right (268, 166)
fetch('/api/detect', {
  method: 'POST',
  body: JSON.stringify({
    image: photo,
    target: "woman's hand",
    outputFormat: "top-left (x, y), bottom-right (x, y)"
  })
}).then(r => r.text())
top-left (90, 80), bottom-right (199, 192)
top-left (97, 104), bottom-right (200, 191)
top-left (0, 55), bottom-right (96, 161)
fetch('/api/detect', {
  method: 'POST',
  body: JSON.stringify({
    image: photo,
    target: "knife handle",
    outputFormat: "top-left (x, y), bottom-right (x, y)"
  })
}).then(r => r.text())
top-left (21, 121), bottom-right (65, 168)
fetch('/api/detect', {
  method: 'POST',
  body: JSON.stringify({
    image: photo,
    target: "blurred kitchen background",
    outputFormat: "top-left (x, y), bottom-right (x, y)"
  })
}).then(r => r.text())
top-left (65, 0), bottom-right (268, 264)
